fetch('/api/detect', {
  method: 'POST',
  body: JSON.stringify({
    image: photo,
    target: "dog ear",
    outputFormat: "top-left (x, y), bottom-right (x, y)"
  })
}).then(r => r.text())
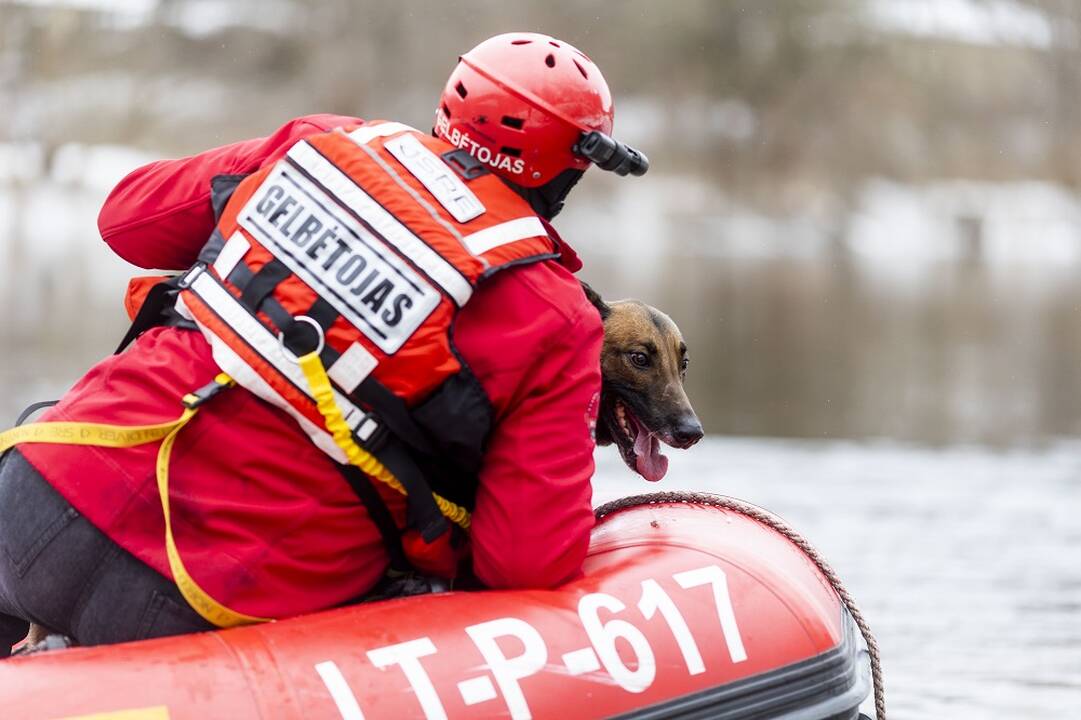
top-left (580, 281), bottom-right (611, 321)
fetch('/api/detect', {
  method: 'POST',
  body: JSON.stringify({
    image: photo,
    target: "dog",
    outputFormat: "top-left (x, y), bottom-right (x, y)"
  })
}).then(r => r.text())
top-left (582, 283), bottom-right (703, 482)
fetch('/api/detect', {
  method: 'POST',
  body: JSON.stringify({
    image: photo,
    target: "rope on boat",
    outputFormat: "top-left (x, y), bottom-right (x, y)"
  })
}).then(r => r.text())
top-left (595, 491), bottom-right (886, 720)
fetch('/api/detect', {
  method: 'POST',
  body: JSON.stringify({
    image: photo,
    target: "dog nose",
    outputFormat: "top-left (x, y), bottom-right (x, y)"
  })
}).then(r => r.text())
top-left (671, 415), bottom-right (704, 448)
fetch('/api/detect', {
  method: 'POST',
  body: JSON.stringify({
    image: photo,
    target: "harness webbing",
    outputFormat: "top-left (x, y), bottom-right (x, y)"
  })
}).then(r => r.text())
top-left (336, 462), bottom-right (412, 575)
top-left (113, 275), bottom-right (193, 354)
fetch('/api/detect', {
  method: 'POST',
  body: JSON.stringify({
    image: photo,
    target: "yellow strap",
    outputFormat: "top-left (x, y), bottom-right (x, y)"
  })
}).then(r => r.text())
top-left (0, 375), bottom-right (269, 629)
top-left (0, 418), bottom-right (184, 455)
top-left (154, 404), bottom-right (270, 628)
top-left (296, 351), bottom-right (471, 531)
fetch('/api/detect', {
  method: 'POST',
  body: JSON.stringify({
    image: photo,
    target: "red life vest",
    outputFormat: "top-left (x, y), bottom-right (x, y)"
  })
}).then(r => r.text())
top-left (173, 121), bottom-right (559, 575)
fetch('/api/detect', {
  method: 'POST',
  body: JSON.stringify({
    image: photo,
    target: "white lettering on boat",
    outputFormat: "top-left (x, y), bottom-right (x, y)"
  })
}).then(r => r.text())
top-left (315, 661), bottom-right (366, 720)
top-left (674, 564), bottom-right (748, 663)
top-left (313, 563), bottom-right (746, 719)
top-left (464, 618), bottom-right (548, 719)
top-left (366, 638), bottom-right (447, 719)
top-left (578, 592), bottom-right (657, 692)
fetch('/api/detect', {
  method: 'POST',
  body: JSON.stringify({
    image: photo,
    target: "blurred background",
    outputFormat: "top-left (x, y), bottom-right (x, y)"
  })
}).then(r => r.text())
top-left (1, 0), bottom-right (1080, 717)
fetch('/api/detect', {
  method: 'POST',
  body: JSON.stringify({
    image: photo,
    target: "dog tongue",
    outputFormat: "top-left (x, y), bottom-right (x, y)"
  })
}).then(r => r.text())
top-left (633, 424), bottom-right (669, 482)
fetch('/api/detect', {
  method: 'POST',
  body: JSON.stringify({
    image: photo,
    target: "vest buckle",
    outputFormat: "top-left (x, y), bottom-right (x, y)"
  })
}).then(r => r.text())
top-left (182, 374), bottom-right (236, 409)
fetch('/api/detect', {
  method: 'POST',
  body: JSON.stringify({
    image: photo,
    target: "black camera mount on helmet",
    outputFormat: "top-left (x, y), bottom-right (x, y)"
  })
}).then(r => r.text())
top-left (576, 131), bottom-right (650, 177)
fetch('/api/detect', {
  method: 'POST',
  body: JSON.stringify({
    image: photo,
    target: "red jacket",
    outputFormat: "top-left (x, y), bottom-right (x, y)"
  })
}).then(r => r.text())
top-left (18, 114), bottom-right (602, 619)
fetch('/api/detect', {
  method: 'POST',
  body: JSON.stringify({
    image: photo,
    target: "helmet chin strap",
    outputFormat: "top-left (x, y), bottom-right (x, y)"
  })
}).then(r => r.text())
top-left (502, 169), bottom-right (585, 220)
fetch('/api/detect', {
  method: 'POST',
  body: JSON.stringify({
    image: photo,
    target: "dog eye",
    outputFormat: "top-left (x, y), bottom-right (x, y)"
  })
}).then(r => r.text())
top-left (629, 351), bottom-right (650, 368)
top-left (680, 358), bottom-right (689, 371)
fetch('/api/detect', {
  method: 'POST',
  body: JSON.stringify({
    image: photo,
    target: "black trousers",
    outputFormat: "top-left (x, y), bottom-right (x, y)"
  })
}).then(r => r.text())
top-left (0, 449), bottom-right (213, 657)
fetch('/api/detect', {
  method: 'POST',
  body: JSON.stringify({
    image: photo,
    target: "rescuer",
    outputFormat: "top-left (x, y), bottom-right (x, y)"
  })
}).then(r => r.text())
top-left (0, 32), bottom-right (648, 654)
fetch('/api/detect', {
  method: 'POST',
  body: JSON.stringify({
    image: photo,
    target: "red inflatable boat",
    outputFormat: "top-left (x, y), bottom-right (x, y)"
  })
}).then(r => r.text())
top-left (0, 493), bottom-right (877, 719)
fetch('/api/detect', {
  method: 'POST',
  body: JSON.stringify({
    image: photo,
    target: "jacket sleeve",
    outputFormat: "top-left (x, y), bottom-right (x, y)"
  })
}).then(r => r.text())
top-left (468, 305), bottom-right (603, 590)
top-left (97, 113), bottom-right (364, 270)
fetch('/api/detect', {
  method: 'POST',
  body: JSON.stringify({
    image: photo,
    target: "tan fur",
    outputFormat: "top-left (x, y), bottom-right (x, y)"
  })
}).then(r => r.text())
top-left (25, 622), bottom-right (48, 647)
top-left (600, 300), bottom-right (693, 435)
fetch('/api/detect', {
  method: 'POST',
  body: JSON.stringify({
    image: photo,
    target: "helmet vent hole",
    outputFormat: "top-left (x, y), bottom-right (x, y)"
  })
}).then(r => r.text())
top-left (501, 115), bottom-right (525, 130)
top-left (499, 146), bottom-right (522, 158)
top-left (573, 59), bottom-right (588, 79)
top-left (511, 39), bottom-right (532, 45)
top-left (441, 102), bottom-right (451, 118)
top-left (545, 53), bottom-right (556, 68)
top-left (549, 41), bottom-right (560, 48)
top-left (455, 81), bottom-right (468, 99)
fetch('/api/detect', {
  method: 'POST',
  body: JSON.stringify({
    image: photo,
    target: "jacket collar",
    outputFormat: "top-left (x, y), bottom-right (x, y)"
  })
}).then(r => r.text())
top-left (541, 218), bottom-right (583, 273)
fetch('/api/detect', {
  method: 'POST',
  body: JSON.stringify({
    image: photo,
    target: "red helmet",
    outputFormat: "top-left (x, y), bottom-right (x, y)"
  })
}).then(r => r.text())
top-left (436, 32), bottom-right (615, 188)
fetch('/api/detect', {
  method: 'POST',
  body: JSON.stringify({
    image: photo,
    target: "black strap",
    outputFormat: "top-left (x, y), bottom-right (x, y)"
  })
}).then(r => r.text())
top-left (376, 441), bottom-right (449, 543)
top-left (15, 400), bottom-right (59, 427)
top-left (310, 299), bottom-right (448, 543)
top-left (305, 297), bottom-right (342, 368)
top-left (336, 463), bottom-right (412, 574)
top-left (349, 377), bottom-right (438, 458)
top-left (226, 262), bottom-right (295, 332)
top-left (441, 148), bottom-right (490, 181)
top-left (240, 259), bottom-right (291, 311)
top-left (114, 277), bottom-right (181, 354)
top-left (197, 228), bottom-right (228, 266)
top-left (210, 174), bottom-right (248, 221)
top-left (305, 297), bottom-right (339, 335)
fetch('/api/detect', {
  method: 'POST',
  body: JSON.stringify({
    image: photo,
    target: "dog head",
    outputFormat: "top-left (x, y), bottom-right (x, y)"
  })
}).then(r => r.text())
top-left (583, 283), bottom-right (703, 482)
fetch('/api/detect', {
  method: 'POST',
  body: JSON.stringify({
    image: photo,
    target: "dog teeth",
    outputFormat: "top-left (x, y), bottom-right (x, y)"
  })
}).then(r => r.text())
top-left (615, 402), bottom-right (631, 439)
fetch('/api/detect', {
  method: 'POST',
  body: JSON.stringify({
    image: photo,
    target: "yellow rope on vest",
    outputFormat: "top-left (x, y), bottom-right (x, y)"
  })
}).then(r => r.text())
top-left (296, 350), bottom-right (471, 531)
top-left (0, 373), bottom-right (270, 629)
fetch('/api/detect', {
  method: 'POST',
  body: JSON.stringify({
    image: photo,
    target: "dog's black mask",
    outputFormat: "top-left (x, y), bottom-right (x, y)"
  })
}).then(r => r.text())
top-left (503, 169), bottom-right (584, 220)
